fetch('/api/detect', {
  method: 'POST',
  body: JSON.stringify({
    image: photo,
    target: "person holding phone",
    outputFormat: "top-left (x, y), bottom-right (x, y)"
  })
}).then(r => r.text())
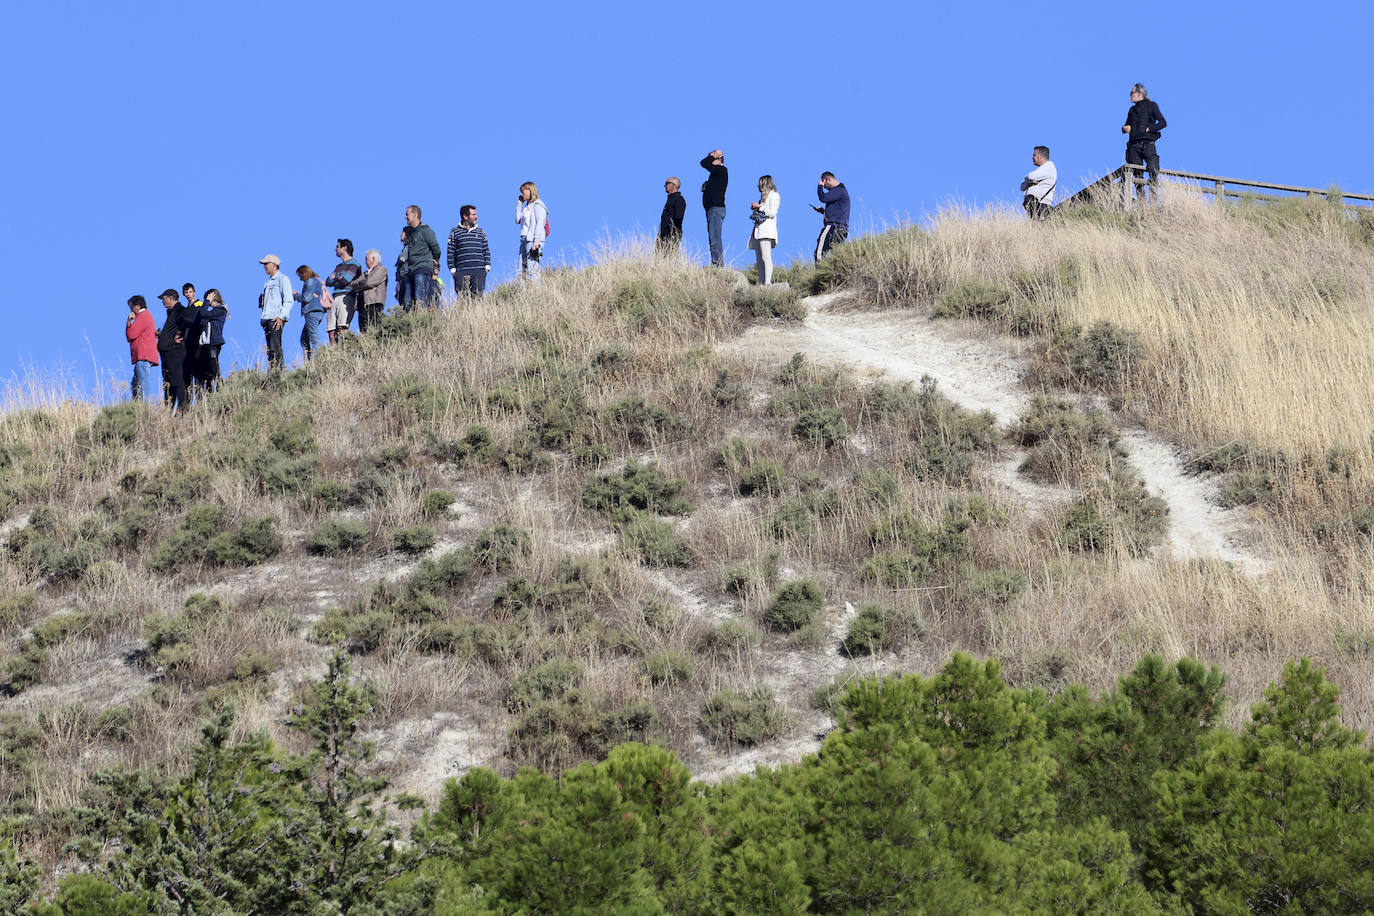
top-left (516, 181), bottom-right (548, 285)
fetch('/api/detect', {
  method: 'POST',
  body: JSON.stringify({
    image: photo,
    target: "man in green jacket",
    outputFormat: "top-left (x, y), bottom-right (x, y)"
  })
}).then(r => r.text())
top-left (398, 205), bottom-right (441, 311)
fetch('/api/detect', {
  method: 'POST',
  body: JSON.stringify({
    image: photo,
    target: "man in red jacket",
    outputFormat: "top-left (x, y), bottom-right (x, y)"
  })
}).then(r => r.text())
top-left (125, 295), bottom-right (159, 401)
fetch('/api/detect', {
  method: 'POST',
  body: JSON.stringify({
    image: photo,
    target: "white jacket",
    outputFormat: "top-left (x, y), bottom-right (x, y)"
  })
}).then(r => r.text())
top-left (516, 199), bottom-right (548, 244)
top-left (748, 190), bottom-right (780, 248)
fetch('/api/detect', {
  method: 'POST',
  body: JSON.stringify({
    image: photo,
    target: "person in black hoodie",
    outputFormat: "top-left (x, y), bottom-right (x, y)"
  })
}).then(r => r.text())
top-left (700, 150), bottom-right (728, 266)
top-left (658, 177), bottom-right (686, 254)
top-left (1122, 83), bottom-right (1167, 200)
top-left (156, 288), bottom-right (190, 414)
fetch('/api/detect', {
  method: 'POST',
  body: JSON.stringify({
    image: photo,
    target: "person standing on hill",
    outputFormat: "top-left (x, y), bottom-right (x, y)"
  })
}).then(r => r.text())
top-left (813, 171), bottom-right (850, 261)
top-left (1020, 147), bottom-right (1057, 220)
top-left (349, 248), bottom-right (388, 331)
top-left (398, 205), bottom-right (442, 310)
top-left (125, 295), bottom-right (159, 402)
top-left (294, 265), bottom-right (326, 359)
top-left (658, 177), bottom-right (686, 254)
top-left (447, 205), bottom-right (491, 297)
top-left (259, 254), bottom-right (292, 371)
top-left (1122, 83), bottom-right (1166, 200)
top-left (180, 283), bottom-right (203, 404)
top-left (156, 288), bottom-right (190, 414)
top-left (700, 150), bottom-right (728, 266)
top-left (516, 181), bottom-right (548, 285)
top-left (196, 289), bottom-right (230, 393)
top-left (325, 239), bottom-right (362, 343)
top-left (747, 175), bottom-right (780, 286)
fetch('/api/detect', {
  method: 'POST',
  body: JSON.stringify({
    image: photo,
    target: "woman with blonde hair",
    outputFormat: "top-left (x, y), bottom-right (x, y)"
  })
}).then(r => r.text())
top-left (748, 175), bottom-right (780, 285)
top-left (515, 180), bottom-right (548, 284)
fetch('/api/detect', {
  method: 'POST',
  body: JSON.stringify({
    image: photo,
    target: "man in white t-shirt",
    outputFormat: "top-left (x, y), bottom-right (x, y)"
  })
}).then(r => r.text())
top-left (1020, 146), bottom-right (1057, 221)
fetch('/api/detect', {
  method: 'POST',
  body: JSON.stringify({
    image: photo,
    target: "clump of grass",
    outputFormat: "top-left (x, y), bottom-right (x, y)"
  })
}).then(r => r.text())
top-left (718, 437), bottom-right (787, 497)
top-left (473, 524), bottom-right (532, 572)
top-left (619, 513), bottom-right (691, 567)
top-left (509, 690), bottom-right (656, 771)
top-left (763, 580), bottom-right (824, 633)
top-left (1061, 471), bottom-right (1169, 555)
top-left (581, 460), bottom-right (693, 517)
top-left (700, 687), bottom-right (789, 747)
top-left (1009, 396), bottom-right (1124, 487)
top-left (307, 518), bottom-right (370, 556)
top-left (642, 650), bottom-right (694, 687)
top-left (699, 619), bottom-right (761, 656)
top-left (507, 657), bottom-right (584, 713)
top-left (1035, 320), bottom-right (1144, 392)
top-left (391, 523), bottom-right (437, 555)
top-left (601, 395), bottom-right (690, 446)
top-left (732, 284), bottom-right (807, 320)
top-left (205, 516), bottom-right (282, 567)
top-left (841, 603), bottom-right (922, 657)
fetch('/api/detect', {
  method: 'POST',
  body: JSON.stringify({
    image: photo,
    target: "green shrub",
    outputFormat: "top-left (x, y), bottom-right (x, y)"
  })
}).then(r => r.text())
top-left (1038, 320), bottom-right (1144, 391)
top-left (1062, 471), bottom-right (1169, 555)
top-left (0, 646), bottom-right (47, 696)
top-left (307, 518), bottom-right (370, 556)
top-left (601, 395), bottom-right (690, 446)
top-left (792, 407), bottom-right (849, 448)
top-left (732, 284), bottom-right (807, 320)
top-left (410, 547), bottom-right (475, 592)
top-left (206, 516), bottom-right (282, 567)
top-left (581, 460), bottom-right (693, 517)
top-left (642, 650), bottom-right (694, 687)
top-left (842, 603), bottom-right (922, 657)
top-left (699, 619), bottom-right (762, 655)
top-left (724, 553), bottom-right (779, 595)
top-left (961, 565), bottom-right (1028, 604)
top-left (766, 498), bottom-right (813, 541)
top-left (711, 368), bottom-right (747, 407)
top-left (508, 657), bottom-right (584, 712)
top-left (474, 524), bottom-right (532, 572)
top-left (700, 688), bottom-right (788, 747)
top-left (860, 551), bottom-right (927, 587)
top-left (391, 523), bottom-right (437, 555)
top-left (1010, 395), bottom-right (1123, 486)
top-left (421, 489), bottom-right (458, 517)
top-left (0, 592), bottom-right (38, 633)
top-left (509, 690), bottom-right (656, 771)
top-left (308, 479), bottom-right (355, 510)
top-left (619, 513), bottom-right (690, 567)
top-left (764, 580), bottom-right (824, 632)
top-left (935, 278), bottom-right (1015, 322)
top-left (86, 403), bottom-right (140, 446)
top-left (230, 649), bottom-right (277, 682)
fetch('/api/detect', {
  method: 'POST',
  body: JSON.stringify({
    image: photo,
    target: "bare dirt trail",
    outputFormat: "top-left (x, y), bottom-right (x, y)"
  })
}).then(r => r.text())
top-left (722, 291), bottom-right (1268, 576)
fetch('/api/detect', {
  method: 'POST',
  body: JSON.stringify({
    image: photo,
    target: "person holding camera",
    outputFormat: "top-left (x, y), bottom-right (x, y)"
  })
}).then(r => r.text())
top-left (813, 172), bottom-right (850, 261)
top-left (747, 175), bottom-right (780, 286)
top-left (516, 181), bottom-right (548, 285)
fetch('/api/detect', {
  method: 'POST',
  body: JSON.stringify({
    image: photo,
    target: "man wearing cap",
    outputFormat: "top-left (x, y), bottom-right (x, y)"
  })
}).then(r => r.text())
top-left (156, 288), bottom-right (191, 413)
top-left (259, 254), bottom-right (292, 371)
top-left (658, 178), bottom-right (686, 254)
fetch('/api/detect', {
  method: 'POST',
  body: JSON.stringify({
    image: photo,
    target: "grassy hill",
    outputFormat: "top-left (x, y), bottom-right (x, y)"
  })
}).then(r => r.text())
top-left (3, 190), bottom-right (1374, 880)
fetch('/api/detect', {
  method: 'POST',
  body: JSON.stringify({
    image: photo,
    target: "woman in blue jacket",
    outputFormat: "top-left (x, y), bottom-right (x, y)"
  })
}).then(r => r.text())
top-left (294, 266), bottom-right (326, 359)
top-left (196, 289), bottom-right (230, 392)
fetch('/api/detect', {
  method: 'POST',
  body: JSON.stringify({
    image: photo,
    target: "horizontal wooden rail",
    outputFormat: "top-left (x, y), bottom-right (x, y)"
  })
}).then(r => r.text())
top-left (1065, 165), bottom-right (1374, 208)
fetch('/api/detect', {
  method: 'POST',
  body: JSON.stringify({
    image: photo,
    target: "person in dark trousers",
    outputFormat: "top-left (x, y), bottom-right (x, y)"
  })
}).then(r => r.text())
top-left (447, 205), bottom-right (492, 297)
top-left (156, 288), bottom-right (190, 414)
top-left (196, 288), bottom-right (230, 393)
top-left (349, 248), bottom-right (388, 332)
top-left (180, 283), bottom-right (203, 404)
top-left (398, 205), bottom-right (441, 310)
top-left (1122, 83), bottom-right (1166, 200)
top-left (658, 177), bottom-right (686, 254)
top-left (813, 171), bottom-right (850, 261)
top-left (1020, 147), bottom-right (1057, 221)
top-left (699, 149), bottom-right (728, 266)
top-left (258, 254), bottom-right (292, 371)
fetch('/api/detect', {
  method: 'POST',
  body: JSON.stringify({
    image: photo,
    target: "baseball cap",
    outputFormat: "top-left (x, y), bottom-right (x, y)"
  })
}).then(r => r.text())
top-left (259, 254), bottom-right (281, 266)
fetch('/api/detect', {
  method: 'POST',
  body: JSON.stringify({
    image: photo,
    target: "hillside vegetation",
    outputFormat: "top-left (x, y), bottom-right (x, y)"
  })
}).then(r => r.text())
top-left (3, 191), bottom-right (1374, 907)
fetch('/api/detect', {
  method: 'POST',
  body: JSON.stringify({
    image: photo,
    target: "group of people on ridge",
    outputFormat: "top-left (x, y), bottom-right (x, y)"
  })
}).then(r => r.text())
top-left (1020, 83), bottom-right (1168, 220)
top-left (656, 150), bottom-right (852, 285)
top-left (124, 85), bottom-right (1166, 410)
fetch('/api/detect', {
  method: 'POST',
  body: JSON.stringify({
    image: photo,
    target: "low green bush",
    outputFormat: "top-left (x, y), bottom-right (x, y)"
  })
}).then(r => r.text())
top-left (474, 524), bottom-right (532, 572)
top-left (307, 518), bottom-right (370, 556)
top-left (619, 513), bottom-right (690, 567)
top-left (732, 284), bottom-right (807, 320)
top-left (700, 687), bottom-right (789, 747)
top-left (206, 516), bottom-right (282, 567)
top-left (764, 580), bottom-right (824, 632)
top-left (841, 603), bottom-right (922, 657)
top-left (391, 523), bottom-right (437, 555)
top-left (582, 460), bottom-right (693, 517)
top-left (642, 650), bottom-right (694, 687)
top-left (1062, 471), bottom-right (1169, 555)
top-left (507, 657), bottom-right (584, 712)
top-left (1037, 320), bottom-right (1144, 392)
top-left (1009, 396), bottom-right (1123, 486)
top-left (421, 489), bottom-right (458, 517)
top-left (601, 396), bottom-right (690, 446)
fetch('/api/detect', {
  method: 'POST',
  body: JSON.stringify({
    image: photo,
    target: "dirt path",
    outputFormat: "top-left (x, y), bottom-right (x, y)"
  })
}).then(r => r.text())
top-left (723, 291), bottom-right (1268, 576)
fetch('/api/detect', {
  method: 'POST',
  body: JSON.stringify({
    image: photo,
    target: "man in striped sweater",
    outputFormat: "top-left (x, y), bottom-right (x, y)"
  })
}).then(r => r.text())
top-left (447, 205), bottom-right (492, 298)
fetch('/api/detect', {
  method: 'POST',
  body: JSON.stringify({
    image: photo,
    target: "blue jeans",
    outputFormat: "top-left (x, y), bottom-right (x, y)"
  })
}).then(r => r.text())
top-left (706, 206), bottom-right (726, 266)
top-left (131, 360), bottom-right (153, 400)
top-left (519, 241), bottom-right (542, 284)
top-left (399, 271), bottom-right (434, 311)
top-left (301, 310), bottom-right (324, 358)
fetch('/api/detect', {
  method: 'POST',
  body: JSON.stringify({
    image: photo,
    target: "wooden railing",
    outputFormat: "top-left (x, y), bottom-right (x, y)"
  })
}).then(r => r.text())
top-left (1065, 165), bottom-right (1374, 208)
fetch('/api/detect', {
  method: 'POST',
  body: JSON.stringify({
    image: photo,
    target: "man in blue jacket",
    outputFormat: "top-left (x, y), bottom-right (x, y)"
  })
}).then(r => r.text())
top-left (814, 172), bottom-right (850, 262)
top-left (1122, 83), bottom-right (1167, 200)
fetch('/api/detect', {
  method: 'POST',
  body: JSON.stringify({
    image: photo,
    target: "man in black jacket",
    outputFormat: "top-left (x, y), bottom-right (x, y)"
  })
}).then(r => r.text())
top-left (1122, 83), bottom-right (1167, 200)
top-left (658, 177), bottom-right (686, 254)
top-left (700, 150), bottom-right (727, 266)
top-left (156, 289), bottom-right (190, 415)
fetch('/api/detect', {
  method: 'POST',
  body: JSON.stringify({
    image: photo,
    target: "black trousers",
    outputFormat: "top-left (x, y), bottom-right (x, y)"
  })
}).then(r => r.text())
top-left (161, 351), bottom-right (187, 413)
top-left (1126, 139), bottom-right (1160, 197)
top-left (357, 303), bottom-right (384, 332)
top-left (814, 224), bottom-right (848, 262)
top-left (262, 320), bottom-right (284, 370)
top-left (1023, 194), bottom-right (1052, 221)
top-left (455, 269), bottom-right (487, 297)
top-left (197, 345), bottom-right (222, 392)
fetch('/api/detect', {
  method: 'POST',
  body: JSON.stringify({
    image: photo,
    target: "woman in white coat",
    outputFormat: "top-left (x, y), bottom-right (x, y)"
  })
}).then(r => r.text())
top-left (747, 175), bottom-right (780, 285)
top-left (516, 181), bottom-right (548, 284)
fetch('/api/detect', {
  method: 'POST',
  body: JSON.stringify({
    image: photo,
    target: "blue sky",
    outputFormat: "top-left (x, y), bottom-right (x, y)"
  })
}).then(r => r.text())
top-left (1, 0), bottom-right (1368, 403)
